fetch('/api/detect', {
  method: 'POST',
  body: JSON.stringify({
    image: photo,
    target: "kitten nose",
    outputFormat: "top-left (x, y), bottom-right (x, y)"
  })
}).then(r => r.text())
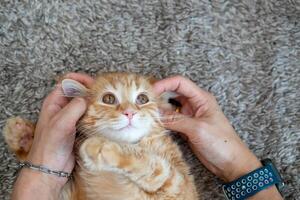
top-left (123, 110), bottom-right (136, 120)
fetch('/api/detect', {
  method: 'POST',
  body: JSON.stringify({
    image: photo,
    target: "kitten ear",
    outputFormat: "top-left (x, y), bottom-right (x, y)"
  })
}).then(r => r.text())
top-left (61, 79), bottom-right (88, 97)
top-left (158, 91), bottom-right (180, 112)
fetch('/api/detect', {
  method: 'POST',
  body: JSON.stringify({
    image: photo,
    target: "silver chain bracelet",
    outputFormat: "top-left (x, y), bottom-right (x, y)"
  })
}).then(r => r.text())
top-left (19, 161), bottom-right (71, 178)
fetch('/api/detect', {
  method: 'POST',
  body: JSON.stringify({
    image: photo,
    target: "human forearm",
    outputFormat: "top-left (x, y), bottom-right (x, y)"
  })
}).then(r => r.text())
top-left (12, 169), bottom-right (64, 200)
top-left (177, 118), bottom-right (284, 200)
top-left (9, 73), bottom-right (92, 200)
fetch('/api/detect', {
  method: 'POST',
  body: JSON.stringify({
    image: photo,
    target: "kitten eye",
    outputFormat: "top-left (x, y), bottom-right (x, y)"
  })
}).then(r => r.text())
top-left (102, 93), bottom-right (117, 105)
top-left (136, 94), bottom-right (149, 105)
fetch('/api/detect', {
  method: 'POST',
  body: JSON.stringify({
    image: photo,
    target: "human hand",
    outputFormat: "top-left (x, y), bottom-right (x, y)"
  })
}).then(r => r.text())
top-left (25, 73), bottom-right (94, 186)
top-left (153, 76), bottom-right (262, 182)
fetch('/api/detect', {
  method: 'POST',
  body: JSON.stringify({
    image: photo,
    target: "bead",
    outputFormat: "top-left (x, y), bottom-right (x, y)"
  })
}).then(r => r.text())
top-left (269, 172), bottom-right (273, 177)
top-left (264, 174), bottom-right (269, 178)
top-left (259, 170), bottom-right (264, 175)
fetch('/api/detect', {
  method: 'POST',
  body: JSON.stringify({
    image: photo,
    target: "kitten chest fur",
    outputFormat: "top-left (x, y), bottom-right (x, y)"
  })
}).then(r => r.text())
top-left (61, 126), bottom-right (198, 200)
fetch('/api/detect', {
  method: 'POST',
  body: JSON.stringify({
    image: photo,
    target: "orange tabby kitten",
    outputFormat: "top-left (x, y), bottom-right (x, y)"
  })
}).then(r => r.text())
top-left (3, 72), bottom-right (199, 200)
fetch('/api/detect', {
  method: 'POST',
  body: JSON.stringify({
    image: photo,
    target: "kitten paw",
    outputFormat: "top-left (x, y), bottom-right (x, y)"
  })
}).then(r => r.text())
top-left (81, 137), bottom-right (128, 171)
top-left (100, 143), bottom-right (124, 168)
top-left (84, 137), bottom-right (106, 161)
top-left (3, 117), bottom-right (35, 160)
top-left (81, 137), bottom-right (107, 170)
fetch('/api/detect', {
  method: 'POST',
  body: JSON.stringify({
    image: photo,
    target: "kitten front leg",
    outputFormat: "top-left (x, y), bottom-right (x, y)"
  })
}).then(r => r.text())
top-left (100, 143), bottom-right (187, 195)
top-left (80, 137), bottom-right (132, 173)
top-left (81, 137), bottom-right (185, 195)
top-left (79, 136), bottom-right (107, 171)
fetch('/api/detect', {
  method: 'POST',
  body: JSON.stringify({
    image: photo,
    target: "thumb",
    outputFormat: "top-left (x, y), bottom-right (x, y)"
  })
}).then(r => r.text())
top-left (161, 111), bottom-right (199, 138)
top-left (55, 97), bottom-right (87, 131)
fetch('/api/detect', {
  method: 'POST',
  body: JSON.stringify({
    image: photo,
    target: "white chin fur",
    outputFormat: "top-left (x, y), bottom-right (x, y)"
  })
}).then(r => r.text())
top-left (100, 127), bottom-right (150, 143)
top-left (97, 120), bottom-right (154, 143)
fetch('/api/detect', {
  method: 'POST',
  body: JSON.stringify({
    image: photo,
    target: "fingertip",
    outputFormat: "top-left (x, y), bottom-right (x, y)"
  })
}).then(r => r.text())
top-left (56, 97), bottom-right (88, 124)
top-left (152, 75), bottom-right (185, 96)
top-left (65, 72), bottom-right (84, 79)
top-left (41, 84), bottom-right (68, 111)
top-left (66, 97), bottom-right (87, 116)
top-left (73, 97), bottom-right (87, 108)
top-left (152, 82), bottom-right (165, 95)
top-left (64, 72), bottom-right (95, 88)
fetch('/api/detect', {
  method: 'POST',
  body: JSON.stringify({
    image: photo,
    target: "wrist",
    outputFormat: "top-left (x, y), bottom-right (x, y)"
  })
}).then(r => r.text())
top-left (12, 168), bottom-right (66, 200)
top-left (20, 167), bottom-right (66, 190)
top-left (222, 154), bottom-right (262, 182)
top-left (27, 145), bottom-right (67, 171)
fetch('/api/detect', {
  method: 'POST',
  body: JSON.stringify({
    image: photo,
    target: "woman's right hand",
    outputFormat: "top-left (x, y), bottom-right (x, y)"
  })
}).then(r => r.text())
top-left (154, 76), bottom-right (262, 182)
top-left (154, 76), bottom-right (283, 199)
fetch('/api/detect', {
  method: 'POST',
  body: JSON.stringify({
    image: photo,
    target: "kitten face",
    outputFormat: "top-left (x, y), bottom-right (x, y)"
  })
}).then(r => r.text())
top-left (80, 73), bottom-right (160, 143)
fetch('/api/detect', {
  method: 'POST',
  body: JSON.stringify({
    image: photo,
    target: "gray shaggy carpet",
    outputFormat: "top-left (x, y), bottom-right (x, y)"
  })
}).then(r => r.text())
top-left (0, 0), bottom-right (299, 199)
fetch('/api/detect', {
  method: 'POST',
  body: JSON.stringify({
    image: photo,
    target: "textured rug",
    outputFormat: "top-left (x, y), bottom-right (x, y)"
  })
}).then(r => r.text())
top-left (0, 0), bottom-right (299, 199)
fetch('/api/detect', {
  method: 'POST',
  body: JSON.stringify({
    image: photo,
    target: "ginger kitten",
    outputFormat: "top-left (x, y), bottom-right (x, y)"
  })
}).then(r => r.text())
top-left (3, 72), bottom-right (199, 200)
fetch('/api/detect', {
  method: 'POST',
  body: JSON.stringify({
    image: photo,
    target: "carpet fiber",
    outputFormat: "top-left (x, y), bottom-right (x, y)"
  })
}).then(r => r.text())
top-left (0, 0), bottom-right (299, 199)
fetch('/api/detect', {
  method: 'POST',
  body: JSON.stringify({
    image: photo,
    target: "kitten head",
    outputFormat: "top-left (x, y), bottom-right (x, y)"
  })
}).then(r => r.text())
top-left (63, 72), bottom-right (164, 143)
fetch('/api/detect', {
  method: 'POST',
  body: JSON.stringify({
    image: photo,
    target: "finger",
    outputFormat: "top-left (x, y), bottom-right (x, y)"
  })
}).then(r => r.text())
top-left (64, 73), bottom-right (95, 88)
top-left (40, 84), bottom-right (69, 121)
top-left (153, 76), bottom-right (210, 111)
top-left (153, 75), bottom-right (207, 98)
top-left (40, 73), bottom-right (94, 121)
top-left (54, 97), bottom-right (87, 133)
top-left (162, 111), bottom-right (199, 138)
top-left (180, 104), bottom-right (194, 116)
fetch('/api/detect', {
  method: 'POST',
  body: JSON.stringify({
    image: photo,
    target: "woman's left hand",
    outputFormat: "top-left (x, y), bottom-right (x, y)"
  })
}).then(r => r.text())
top-left (12, 73), bottom-right (94, 200)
